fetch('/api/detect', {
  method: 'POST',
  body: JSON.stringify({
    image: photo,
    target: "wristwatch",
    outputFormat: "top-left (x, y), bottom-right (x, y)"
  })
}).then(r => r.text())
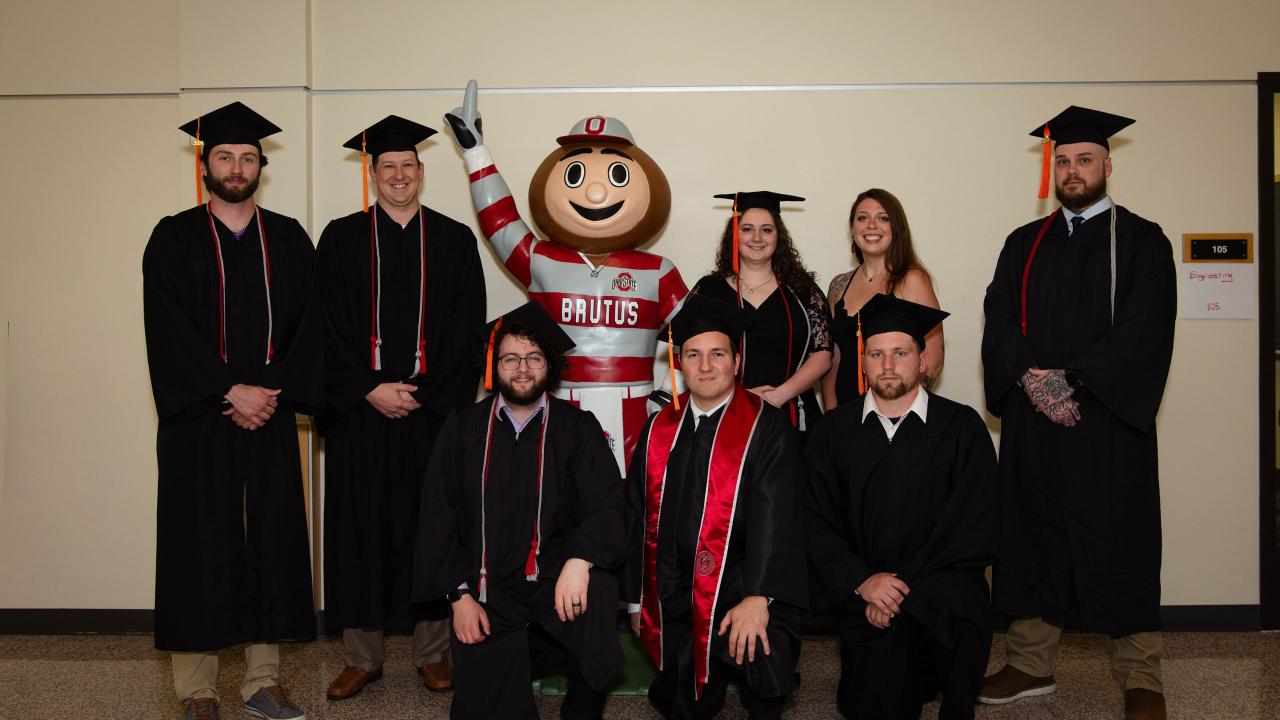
top-left (445, 588), bottom-right (469, 603)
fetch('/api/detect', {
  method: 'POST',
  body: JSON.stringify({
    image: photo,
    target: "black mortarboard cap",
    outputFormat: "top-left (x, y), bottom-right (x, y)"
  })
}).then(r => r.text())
top-left (666, 293), bottom-right (756, 347)
top-left (712, 191), bottom-right (805, 215)
top-left (859, 294), bottom-right (948, 351)
top-left (178, 101), bottom-right (281, 151)
top-left (343, 115), bottom-right (437, 158)
top-left (1029, 105), bottom-right (1135, 149)
top-left (478, 301), bottom-right (576, 355)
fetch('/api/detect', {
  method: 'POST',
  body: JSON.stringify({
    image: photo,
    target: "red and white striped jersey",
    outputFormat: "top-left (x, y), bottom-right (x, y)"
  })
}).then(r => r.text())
top-left (463, 145), bottom-right (687, 387)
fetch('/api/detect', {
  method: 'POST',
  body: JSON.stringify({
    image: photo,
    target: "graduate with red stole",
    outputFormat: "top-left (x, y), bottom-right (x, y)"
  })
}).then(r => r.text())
top-left (623, 294), bottom-right (807, 720)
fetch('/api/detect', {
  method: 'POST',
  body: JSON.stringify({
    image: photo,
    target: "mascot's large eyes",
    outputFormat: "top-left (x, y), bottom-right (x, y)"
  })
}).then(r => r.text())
top-left (608, 162), bottom-right (630, 187)
top-left (564, 161), bottom-right (585, 188)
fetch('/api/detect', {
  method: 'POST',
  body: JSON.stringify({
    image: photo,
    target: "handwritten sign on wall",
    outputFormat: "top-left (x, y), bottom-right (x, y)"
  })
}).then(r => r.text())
top-left (1180, 263), bottom-right (1255, 319)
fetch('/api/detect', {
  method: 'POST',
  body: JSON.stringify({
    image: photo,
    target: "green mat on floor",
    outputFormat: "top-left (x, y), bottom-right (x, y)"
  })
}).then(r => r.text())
top-left (532, 632), bottom-right (737, 697)
top-left (533, 632), bottom-right (654, 696)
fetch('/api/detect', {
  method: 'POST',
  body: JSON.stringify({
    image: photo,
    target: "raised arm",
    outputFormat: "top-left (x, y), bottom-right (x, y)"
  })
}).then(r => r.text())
top-left (443, 80), bottom-right (539, 288)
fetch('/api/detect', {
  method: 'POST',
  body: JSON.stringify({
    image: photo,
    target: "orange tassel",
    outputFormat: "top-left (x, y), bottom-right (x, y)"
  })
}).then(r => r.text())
top-left (194, 116), bottom-right (203, 205)
top-left (856, 313), bottom-right (867, 396)
top-left (1038, 125), bottom-right (1052, 200)
top-left (361, 131), bottom-right (369, 212)
top-left (484, 317), bottom-right (503, 391)
top-left (667, 325), bottom-right (680, 412)
top-left (731, 193), bottom-right (740, 275)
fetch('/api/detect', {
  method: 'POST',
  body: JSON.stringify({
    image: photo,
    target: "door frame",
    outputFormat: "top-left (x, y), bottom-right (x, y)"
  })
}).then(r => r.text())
top-left (1258, 72), bottom-right (1278, 630)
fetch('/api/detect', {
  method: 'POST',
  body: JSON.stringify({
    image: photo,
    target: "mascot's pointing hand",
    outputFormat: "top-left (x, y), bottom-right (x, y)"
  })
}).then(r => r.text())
top-left (445, 79), bottom-right (484, 150)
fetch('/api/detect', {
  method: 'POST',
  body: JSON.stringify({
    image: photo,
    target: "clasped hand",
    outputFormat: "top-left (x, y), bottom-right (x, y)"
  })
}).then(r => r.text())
top-left (858, 572), bottom-right (910, 630)
top-left (1021, 368), bottom-right (1081, 427)
top-left (366, 382), bottom-right (421, 419)
top-left (223, 384), bottom-right (280, 430)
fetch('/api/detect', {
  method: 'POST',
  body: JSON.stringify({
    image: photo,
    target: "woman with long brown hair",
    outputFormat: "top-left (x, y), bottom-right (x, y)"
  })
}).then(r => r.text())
top-left (821, 188), bottom-right (944, 409)
top-left (691, 191), bottom-right (832, 440)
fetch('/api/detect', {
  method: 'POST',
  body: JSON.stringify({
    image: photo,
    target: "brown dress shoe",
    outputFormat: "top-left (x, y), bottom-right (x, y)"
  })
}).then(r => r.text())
top-left (326, 665), bottom-right (383, 701)
top-left (1124, 688), bottom-right (1168, 720)
top-left (419, 661), bottom-right (453, 692)
top-left (976, 665), bottom-right (1057, 704)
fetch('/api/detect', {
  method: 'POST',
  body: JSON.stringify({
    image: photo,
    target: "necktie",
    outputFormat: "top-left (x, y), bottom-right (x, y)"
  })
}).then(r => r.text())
top-left (1070, 215), bottom-right (1084, 236)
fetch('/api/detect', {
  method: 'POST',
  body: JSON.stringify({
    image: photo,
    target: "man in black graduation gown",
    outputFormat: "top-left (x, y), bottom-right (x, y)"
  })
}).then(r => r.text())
top-left (805, 294), bottom-right (998, 720)
top-left (623, 294), bottom-right (807, 720)
top-left (316, 115), bottom-right (485, 700)
top-left (979, 106), bottom-right (1176, 720)
top-left (143, 102), bottom-right (322, 720)
top-left (412, 302), bottom-right (627, 720)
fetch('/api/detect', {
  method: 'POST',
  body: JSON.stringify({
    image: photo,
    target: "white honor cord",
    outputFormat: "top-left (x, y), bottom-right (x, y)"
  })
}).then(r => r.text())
top-left (411, 207), bottom-right (426, 378)
top-left (1109, 201), bottom-right (1117, 326)
top-left (256, 209), bottom-right (273, 364)
top-left (373, 215), bottom-right (384, 370)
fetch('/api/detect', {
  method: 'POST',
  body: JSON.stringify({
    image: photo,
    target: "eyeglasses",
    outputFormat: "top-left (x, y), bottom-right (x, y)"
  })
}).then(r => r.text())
top-left (498, 352), bottom-right (546, 370)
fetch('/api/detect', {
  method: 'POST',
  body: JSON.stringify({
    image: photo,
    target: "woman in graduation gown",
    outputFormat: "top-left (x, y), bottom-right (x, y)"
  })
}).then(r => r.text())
top-left (822, 188), bottom-right (943, 408)
top-left (692, 191), bottom-right (831, 441)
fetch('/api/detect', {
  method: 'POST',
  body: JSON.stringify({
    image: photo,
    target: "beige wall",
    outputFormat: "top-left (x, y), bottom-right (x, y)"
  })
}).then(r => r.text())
top-left (0, 0), bottom-right (1276, 611)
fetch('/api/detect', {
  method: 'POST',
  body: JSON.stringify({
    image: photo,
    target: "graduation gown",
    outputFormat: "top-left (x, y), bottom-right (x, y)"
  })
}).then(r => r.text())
top-left (316, 204), bottom-right (485, 631)
top-left (981, 205), bottom-right (1175, 636)
top-left (412, 396), bottom-right (627, 691)
top-left (804, 394), bottom-right (998, 718)
top-left (143, 204), bottom-right (323, 652)
top-left (623, 392), bottom-right (807, 702)
top-left (692, 275), bottom-right (832, 437)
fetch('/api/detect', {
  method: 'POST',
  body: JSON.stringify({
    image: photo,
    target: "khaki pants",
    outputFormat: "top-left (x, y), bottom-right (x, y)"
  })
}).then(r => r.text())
top-left (343, 619), bottom-right (451, 672)
top-left (1004, 617), bottom-right (1164, 693)
top-left (171, 643), bottom-right (278, 703)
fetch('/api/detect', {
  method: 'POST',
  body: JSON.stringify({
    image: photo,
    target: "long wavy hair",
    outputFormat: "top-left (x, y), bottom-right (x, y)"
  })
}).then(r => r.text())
top-left (849, 188), bottom-right (929, 297)
top-left (712, 210), bottom-right (815, 293)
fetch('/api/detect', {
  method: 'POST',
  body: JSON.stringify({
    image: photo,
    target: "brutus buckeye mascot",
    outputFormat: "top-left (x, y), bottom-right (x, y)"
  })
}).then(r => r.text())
top-left (444, 80), bottom-right (688, 474)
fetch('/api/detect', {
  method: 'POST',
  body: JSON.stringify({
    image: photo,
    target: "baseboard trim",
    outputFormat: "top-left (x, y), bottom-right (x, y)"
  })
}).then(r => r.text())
top-left (990, 604), bottom-right (1261, 633)
top-left (1160, 604), bottom-right (1260, 631)
top-left (0, 604), bottom-right (1263, 635)
top-left (0, 609), bottom-right (154, 635)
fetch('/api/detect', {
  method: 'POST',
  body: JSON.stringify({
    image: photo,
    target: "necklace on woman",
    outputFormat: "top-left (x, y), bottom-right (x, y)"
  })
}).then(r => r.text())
top-left (860, 265), bottom-right (882, 283)
top-left (741, 274), bottom-right (775, 295)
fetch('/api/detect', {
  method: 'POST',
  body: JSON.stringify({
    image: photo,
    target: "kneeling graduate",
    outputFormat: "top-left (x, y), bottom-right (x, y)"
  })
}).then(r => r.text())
top-left (804, 294), bottom-right (998, 720)
top-left (412, 302), bottom-right (627, 720)
top-left (624, 294), bottom-right (808, 720)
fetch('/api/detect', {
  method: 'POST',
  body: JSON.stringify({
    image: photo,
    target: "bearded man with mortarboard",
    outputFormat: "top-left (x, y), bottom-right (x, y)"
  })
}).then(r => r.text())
top-left (804, 294), bottom-right (999, 720)
top-left (622, 294), bottom-right (807, 720)
top-left (143, 101), bottom-right (323, 720)
top-left (315, 115), bottom-right (486, 701)
top-left (978, 106), bottom-right (1176, 720)
top-left (411, 302), bottom-right (628, 720)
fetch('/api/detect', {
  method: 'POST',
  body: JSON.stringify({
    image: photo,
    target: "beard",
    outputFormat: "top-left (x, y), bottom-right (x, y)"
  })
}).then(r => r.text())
top-left (1054, 174), bottom-right (1107, 213)
top-left (496, 372), bottom-right (549, 406)
top-left (870, 373), bottom-right (917, 401)
top-left (205, 172), bottom-right (260, 203)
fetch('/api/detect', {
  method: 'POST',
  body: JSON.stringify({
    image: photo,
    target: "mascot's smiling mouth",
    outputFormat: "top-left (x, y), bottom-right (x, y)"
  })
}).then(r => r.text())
top-left (570, 201), bottom-right (623, 221)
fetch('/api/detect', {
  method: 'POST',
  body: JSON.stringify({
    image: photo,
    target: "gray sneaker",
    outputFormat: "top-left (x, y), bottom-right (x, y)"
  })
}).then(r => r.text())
top-left (181, 698), bottom-right (220, 720)
top-left (243, 686), bottom-right (306, 720)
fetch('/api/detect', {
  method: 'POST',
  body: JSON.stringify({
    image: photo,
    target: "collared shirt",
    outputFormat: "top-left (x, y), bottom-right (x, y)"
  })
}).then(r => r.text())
top-left (690, 393), bottom-right (732, 429)
top-left (1062, 195), bottom-right (1113, 236)
top-left (496, 392), bottom-right (548, 437)
top-left (861, 387), bottom-right (930, 441)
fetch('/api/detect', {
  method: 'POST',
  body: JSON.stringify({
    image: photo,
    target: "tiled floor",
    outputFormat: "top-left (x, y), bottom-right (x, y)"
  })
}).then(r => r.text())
top-left (1, 631), bottom-right (1276, 719)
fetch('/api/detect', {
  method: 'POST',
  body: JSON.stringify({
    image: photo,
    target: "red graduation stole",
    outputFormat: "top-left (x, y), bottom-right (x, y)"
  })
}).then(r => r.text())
top-left (639, 385), bottom-right (763, 699)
